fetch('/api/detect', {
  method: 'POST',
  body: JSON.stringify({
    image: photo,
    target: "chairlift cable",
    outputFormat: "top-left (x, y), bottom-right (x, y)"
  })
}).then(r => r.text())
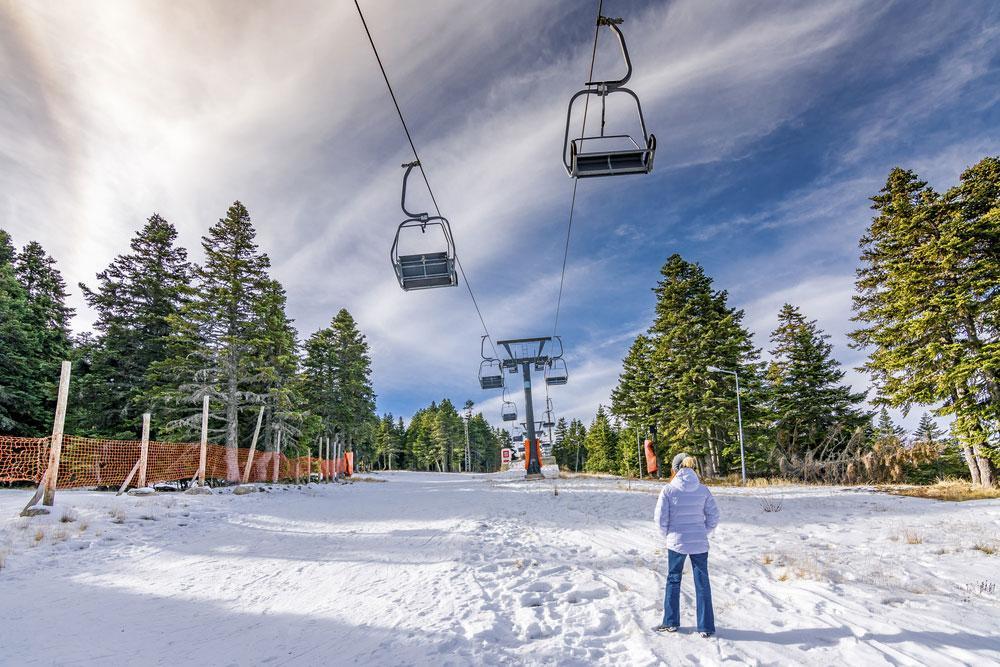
top-left (552, 0), bottom-right (603, 340)
top-left (354, 0), bottom-right (499, 361)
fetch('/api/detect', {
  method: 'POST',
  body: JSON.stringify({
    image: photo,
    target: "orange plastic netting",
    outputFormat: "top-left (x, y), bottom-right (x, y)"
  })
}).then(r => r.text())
top-left (0, 435), bottom-right (351, 487)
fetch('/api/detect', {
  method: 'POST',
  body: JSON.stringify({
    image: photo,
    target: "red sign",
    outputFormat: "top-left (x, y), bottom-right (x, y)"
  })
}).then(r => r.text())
top-left (501, 448), bottom-right (512, 463)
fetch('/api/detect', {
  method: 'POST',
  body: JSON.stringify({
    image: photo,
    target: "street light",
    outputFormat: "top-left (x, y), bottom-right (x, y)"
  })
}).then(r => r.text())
top-left (707, 365), bottom-right (746, 485)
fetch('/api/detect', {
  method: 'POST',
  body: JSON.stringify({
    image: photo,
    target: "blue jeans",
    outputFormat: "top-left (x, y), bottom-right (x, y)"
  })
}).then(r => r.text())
top-left (662, 549), bottom-right (715, 633)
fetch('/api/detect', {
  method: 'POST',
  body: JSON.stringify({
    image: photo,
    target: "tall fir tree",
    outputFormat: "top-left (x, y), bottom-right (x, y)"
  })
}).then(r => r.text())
top-left (583, 406), bottom-right (618, 474)
top-left (851, 159), bottom-right (999, 485)
top-left (615, 254), bottom-right (762, 475)
top-left (151, 202), bottom-right (272, 479)
top-left (0, 230), bottom-right (45, 434)
top-left (766, 303), bottom-right (869, 457)
top-left (78, 214), bottom-right (193, 437)
top-left (301, 308), bottom-right (376, 452)
top-left (2, 239), bottom-right (74, 435)
top-left (873, 407), bottom-right (905, 440)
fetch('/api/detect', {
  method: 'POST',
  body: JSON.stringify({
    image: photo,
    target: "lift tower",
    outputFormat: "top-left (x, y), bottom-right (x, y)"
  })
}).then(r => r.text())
top-left (493, 337), bottom-right (566, 478)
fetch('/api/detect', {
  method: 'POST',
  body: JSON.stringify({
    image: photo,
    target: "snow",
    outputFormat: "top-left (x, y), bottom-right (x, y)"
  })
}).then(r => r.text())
top-left (1, 471), bottom-right (998, 665)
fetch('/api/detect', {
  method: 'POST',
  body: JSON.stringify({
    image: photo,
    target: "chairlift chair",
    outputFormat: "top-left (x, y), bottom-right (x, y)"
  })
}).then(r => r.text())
top-left (391, 161), bottom-right (458, 290)
top-left (502, 400), bottom-right (518, 422)
top-left (479, 359), bottom-right (504, 390)
top-left (545, 358), bottom-right (569, 386)
top-left (563, 17), bottom-right (656, 179)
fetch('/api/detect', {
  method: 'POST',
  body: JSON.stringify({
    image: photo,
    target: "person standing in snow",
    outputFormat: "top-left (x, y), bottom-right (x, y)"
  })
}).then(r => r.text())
top-left (652, 453), bottom-right (720, 637)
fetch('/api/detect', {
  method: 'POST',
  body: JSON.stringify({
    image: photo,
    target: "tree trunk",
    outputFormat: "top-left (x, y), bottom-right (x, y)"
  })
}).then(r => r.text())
top-left (961, 444), bottom-right (982, 485)
top-left (973, 445), bottom-right (995, 487)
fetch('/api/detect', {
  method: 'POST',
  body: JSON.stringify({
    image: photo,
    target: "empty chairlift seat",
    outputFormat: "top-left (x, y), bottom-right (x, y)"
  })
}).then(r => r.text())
top-left (545, 358), bottom-right (568, 386)
top-left (391, 161), bottom-right (458, 291)
top-left (502, 400), bottom-right (518, 422)
top-left (479, 359), bottom-right (504, 390)
top-left (563, 16), bottom-right (655, 179)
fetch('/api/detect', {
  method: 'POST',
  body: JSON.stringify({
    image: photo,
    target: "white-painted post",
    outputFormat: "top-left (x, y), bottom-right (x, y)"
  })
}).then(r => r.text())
top-left (272, 430), bottom-right (282, 483)
top-left (198, 395), bottom-right (209, 486)
top-left (242, 406), bottom-right (265, 484)
top-left (138, 413), bottom-right (151, 488)
top-left (42, 361), bottom-right (72, 507)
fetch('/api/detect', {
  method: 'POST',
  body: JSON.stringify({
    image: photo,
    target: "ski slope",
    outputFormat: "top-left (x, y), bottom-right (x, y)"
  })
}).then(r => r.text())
top-left (1, 470), bottom-right (998, 665)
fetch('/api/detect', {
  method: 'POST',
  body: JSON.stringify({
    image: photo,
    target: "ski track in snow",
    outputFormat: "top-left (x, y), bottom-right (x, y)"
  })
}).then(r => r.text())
top-left (1, 470), bottom-right (998, 666)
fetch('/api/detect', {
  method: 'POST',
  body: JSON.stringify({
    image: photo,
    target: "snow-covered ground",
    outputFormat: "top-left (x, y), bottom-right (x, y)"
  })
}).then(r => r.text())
top-left (1, 470), bottom-right (998, 666)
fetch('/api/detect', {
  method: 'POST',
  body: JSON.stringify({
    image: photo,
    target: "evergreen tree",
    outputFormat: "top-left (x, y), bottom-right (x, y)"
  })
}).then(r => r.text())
top-left (633, 254), bottom-right (762, 475)
top-left (0, 230), bottom-right (44, 434)
top-left (874, 407), bottom-right (905, 440)
top-left (79, 214), bottom-right (193, 437)
top-left (851, 159), bottom-right (999, 485)
top-left (151, 202), bottom-right (272, 479)
top-left (563, 418), bottom-right (588, 472)
top-left (301, 308), bottom-right (376, 451)
top-left (551, 417), bottom-right (572, 468)
top-left (913, 412), bottom-right (945, 443)
top-left (767, 304), bottom-right (869, 457)
top-left (1, 238), bottom-right (74, 435)
top-left (583, 406), bottom-right (617, 474)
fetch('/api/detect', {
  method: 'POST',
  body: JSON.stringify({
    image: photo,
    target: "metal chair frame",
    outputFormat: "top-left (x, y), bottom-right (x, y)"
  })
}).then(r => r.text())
top-left (563, 17), bottom-right (656, 179)
top-left (390, 161), bottom-right (458, 290)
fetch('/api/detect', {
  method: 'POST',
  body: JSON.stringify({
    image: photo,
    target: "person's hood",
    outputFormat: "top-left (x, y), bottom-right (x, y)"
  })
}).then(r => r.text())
top-left (671, 467), bottom-right (701, 492)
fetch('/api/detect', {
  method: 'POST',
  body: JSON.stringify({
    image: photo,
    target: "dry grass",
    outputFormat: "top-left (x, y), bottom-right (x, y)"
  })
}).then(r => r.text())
top-left (59, 510), bottom-right (77, 523)
top-left (884, 479), bottom-right (1000, 502)
top-left (33, 529), bottom-right (45, 544)
top-left (904, 531), bottom-right (924, 545)
top-left (973, 543), bottom-right (996, 556)
top-left (776, 572), bottom-right (789, 582)
top-left (349, 476), bottom-right (387, 484)
top-left (51, 529), bottom-right (68, 543)
top-left (761, 553), bottom-right (774, 565)
top-left (109, 508), bottom-right (126, 524)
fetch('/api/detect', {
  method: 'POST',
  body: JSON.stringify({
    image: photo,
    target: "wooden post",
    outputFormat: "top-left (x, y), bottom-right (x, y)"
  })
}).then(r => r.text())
top-left (116, 459), bottom-right (142, 496)
top-left (272, 430), bottom-right (282, 483)
top-left (198, 395), bottom-right (209, 486)
top-left (242, 406), bottom-right (265, 484)
top-left (138, 413), bottom-right (151, 488)
top-left (42, 361), bottom-right (72, 507)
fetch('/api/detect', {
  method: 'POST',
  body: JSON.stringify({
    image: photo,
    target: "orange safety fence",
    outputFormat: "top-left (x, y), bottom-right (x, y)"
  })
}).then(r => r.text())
top-left (0, 435), bottom-right (352, 488)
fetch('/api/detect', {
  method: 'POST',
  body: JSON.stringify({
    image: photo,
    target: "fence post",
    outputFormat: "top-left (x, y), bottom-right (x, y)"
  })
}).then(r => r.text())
top-left (198, 395), bottom-right (209, 486)
top-left (272, 430), bottom-right (282, 483)
top-left (242, 406), bottom-right (265, 484)
top-left (42, 361), bottom-right (72, 507)
top-left (138, 413), bottom-right (151, 488)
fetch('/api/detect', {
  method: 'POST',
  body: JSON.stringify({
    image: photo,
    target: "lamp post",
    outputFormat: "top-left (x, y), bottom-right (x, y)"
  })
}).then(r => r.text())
top-left (707, 365), bottom-right (746, 485)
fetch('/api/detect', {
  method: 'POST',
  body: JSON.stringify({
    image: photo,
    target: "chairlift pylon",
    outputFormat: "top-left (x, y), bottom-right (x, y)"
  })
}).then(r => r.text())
top-left (390, 161), bottom-right (458, 290)
top-left (563, 16), bottom-right (656, 179)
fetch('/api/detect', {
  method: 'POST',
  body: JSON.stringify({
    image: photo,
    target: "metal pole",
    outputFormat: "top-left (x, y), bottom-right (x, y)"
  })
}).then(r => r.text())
top-left (522, 363), bottom-right (541, 476)
top-left (463, 409), bottom-right (471, 473)
top-left (636, 427), bottom-right (643, 479)
top-left (735, 370), bottom-right (746, 485)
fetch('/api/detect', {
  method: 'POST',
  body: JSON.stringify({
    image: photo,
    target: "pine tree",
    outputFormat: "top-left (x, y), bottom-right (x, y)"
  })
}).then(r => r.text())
top-left (641, 254), bottom-right (762, 475)
top-left (301, 308), bottom-right (376, 452)
top-left (874, 407), bottom-right (905, 441)
top-left (551, 417), bottom-right (572, 468)
top-left (583, 406), bottom-right (617, 474)
top-left (0, 230), bottom-right (44, 434)
top-left (2, 238), bottom-right (74, 435)
top-left (151, 202), bottom-right (272, 479)
top-left (79, 214), bottom-right (193, 437)
top-left (851, 159), bottom-right (999, 485)
top-left (767, 303), bottom-right (869, 457)
top-left (913, 412), bottom-right (944, 443)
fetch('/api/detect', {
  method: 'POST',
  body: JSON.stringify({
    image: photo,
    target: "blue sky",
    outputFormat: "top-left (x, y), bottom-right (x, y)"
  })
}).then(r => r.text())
top-left (2, 0), bottom-right (998, 434)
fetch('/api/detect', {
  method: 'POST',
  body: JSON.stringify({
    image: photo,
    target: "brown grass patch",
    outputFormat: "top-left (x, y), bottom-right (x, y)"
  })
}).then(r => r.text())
top-left (884, 479), bottom-right (1000, 502)
top-left (973, 543), bottom-right (996, 556)
top-left (904, 531), bottom-right (923, 545)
